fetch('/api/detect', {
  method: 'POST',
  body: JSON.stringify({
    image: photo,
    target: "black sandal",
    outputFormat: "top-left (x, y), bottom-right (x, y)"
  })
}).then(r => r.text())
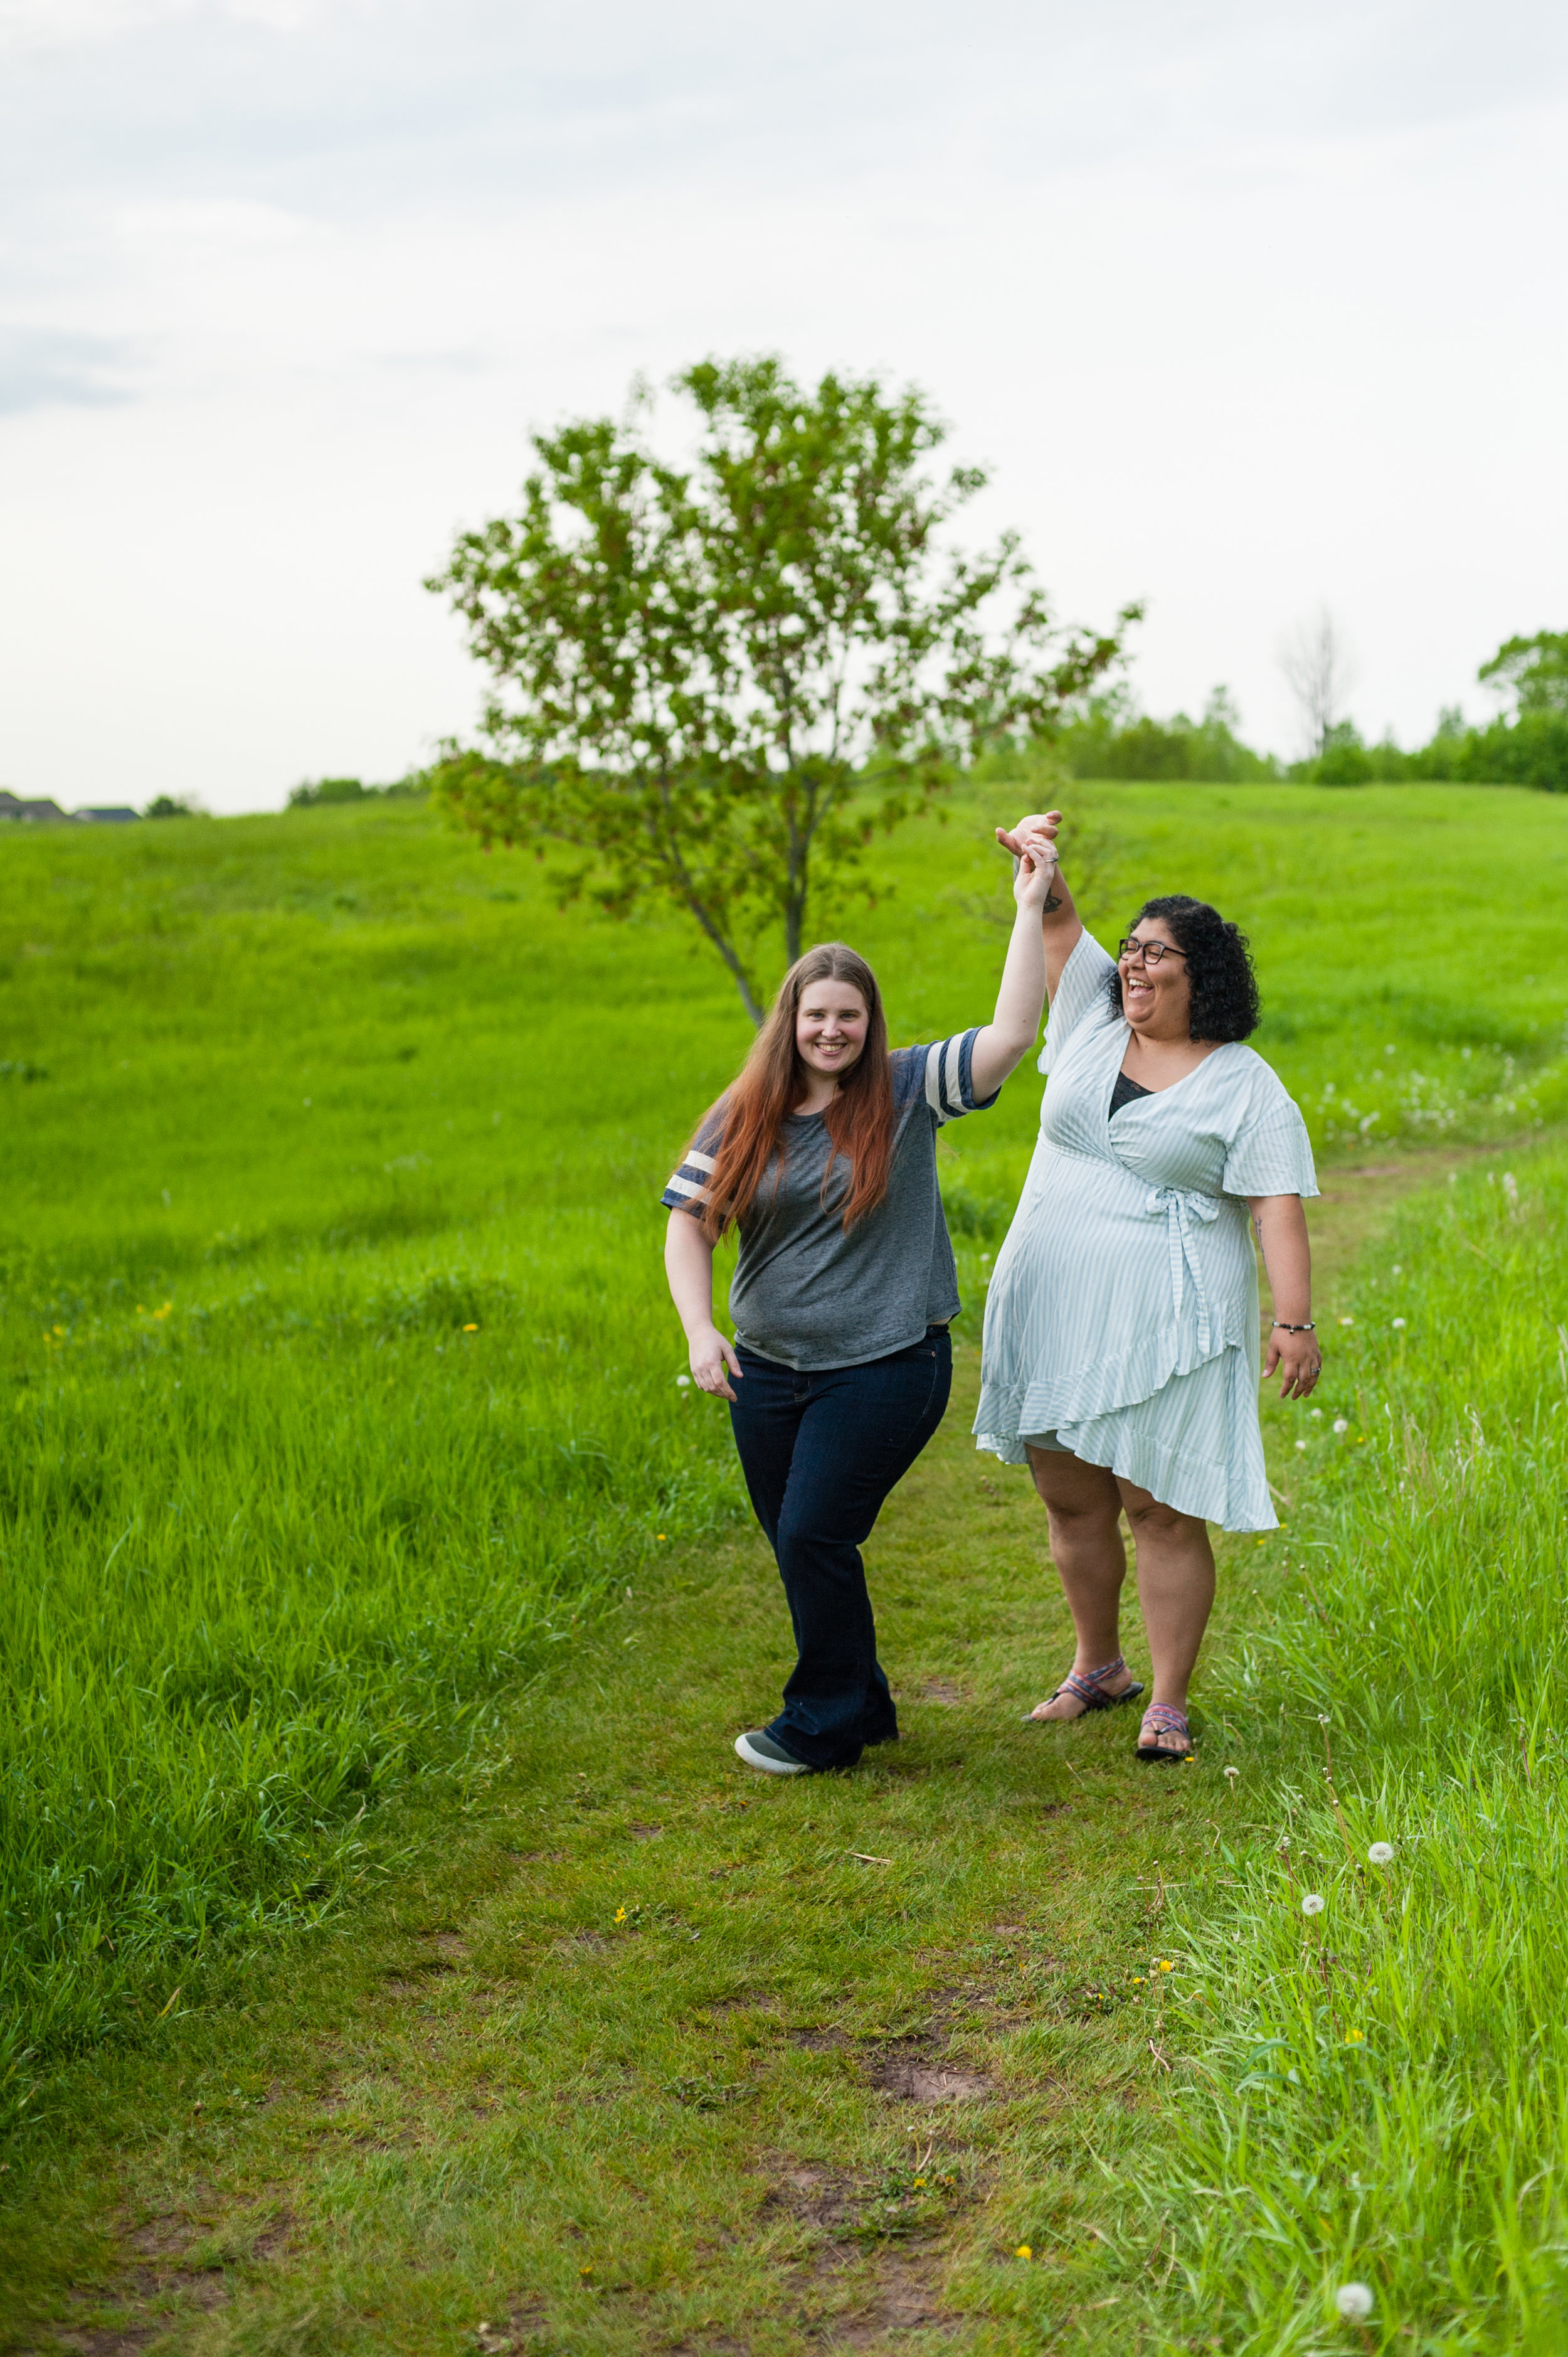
top-left (1023, 1654), bottom-right (1144, 1725)
top-left (1136, 1704), bottom-right (1192, 1763)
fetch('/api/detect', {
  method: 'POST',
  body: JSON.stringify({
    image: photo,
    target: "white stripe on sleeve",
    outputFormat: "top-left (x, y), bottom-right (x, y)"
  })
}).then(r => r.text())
top-left (940, 1033), bottom-right (963, 1120)
top-left (665, 1173), bottom-right (708, 1200)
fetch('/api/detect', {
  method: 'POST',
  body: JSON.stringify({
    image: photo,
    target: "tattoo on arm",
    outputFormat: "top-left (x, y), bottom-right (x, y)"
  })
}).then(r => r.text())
top-left (1043, 888), bottom-right (1062, 912)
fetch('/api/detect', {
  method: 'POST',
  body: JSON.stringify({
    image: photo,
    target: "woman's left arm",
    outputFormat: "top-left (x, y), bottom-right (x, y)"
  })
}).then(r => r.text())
top-left (968, 846), bottom-right (1055, 1100)
top-left (1249, 1194), bottom-right (1322, 1399)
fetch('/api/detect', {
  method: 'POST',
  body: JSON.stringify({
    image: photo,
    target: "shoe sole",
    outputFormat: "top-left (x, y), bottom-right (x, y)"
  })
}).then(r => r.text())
top-left (734, 1731), bottom-right (811, 1775)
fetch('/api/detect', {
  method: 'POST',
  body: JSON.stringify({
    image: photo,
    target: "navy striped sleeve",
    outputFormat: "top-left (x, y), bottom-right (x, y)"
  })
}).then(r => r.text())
top-left (909, 1028), bottom-right (1000, 1125)
top-left (660, 1117), bottom-right (723, 1216)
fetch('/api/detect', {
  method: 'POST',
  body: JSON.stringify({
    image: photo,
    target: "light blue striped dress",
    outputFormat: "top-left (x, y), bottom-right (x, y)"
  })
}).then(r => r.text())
top-left (973, 929), bottom-right (1318, 1531)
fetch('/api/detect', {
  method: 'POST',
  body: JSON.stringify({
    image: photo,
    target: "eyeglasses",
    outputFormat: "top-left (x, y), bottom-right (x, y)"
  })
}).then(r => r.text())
top-left (1117, 935), bottom-right (1189, 967)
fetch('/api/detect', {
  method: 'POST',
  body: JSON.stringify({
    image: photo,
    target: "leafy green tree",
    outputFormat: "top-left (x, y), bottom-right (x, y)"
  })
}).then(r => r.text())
top-left (425, 356), bottom-right (1136, 1023)
top-left (1477, 632), bottom-right (1568, 716)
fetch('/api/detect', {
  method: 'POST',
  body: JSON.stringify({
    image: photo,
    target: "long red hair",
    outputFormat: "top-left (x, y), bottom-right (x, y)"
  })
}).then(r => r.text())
top-left (694, 944), bottom-right (895, 1240)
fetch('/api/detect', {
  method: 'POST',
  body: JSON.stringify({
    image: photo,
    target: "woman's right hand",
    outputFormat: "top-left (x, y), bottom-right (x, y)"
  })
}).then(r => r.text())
top-left (1011, 833), bottom-right (1062, 910)
top-left (689, 1322), bottom-right (743, 1402)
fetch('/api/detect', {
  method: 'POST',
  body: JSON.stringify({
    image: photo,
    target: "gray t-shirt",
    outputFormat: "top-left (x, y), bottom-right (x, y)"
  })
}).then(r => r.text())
top-left (661, 1031), bottom-right (999, 1371)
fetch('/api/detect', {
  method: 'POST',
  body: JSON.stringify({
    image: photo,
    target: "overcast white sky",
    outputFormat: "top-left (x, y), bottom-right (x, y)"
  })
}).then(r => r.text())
top-left (3, 0), bottom-right (1565, 811)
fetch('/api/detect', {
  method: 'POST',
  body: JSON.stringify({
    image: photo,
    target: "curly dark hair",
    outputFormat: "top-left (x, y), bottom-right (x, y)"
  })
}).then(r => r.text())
top-left (1106, 894), bottom-right (1260, 1041)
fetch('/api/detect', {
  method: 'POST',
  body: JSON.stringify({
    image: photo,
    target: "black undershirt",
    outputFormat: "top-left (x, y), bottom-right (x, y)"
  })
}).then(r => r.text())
top-left (1108, 1068), bottom-right (1153, 1118)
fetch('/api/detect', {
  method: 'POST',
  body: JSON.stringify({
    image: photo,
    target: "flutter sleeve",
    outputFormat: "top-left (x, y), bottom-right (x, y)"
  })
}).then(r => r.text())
top-left (1041, 928), bottom-right (1120, 1073)
top-left (1221, 1085), bottom-right (1320, 1200)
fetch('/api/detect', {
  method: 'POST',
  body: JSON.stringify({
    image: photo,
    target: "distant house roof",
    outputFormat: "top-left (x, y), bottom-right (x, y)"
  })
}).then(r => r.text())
top-left (0, 792), bottom-right (68, 824)
top-left (72, 807), bottom-right (141, 824)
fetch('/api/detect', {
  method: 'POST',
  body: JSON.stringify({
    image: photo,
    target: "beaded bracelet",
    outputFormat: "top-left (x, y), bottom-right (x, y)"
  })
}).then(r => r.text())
top-left (1272, 1319), bottom-right (1316, 1333)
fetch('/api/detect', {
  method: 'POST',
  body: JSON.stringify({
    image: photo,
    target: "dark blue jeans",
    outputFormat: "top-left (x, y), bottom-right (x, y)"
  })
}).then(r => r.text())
top-left (728, 1327), bottom-right (953, 1769)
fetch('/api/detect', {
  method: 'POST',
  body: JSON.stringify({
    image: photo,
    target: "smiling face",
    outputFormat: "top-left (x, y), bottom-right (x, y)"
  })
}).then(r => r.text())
top-left (795, 979), bottom-right (870, 1082)
top-left (1119, 917), bottom-right (1194, 1040)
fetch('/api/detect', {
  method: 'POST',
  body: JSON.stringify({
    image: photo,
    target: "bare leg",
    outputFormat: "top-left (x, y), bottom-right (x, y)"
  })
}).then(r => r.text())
top-left (1024, 1447), bottom-right (1137, 1718)
top-left (1115, 1477), bottom-right (1216, 1754)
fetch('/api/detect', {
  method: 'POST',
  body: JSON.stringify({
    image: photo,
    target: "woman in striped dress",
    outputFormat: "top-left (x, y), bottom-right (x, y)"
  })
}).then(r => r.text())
top-left (975, 812), bottom-right (1321, 1762)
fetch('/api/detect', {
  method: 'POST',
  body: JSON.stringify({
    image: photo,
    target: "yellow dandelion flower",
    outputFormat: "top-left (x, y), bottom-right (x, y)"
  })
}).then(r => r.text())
top-left (613, 1905), bottom-right (628, 1923)
top-left (1345, 2028), bottom-right (1365, 2045)
top-left (1014, 2244), bottom-right (1032, 2260)
top-left (1157, 1959), bottom-right (1174, 1972)
top-left (462, 1322), bottom-right (479, 1332)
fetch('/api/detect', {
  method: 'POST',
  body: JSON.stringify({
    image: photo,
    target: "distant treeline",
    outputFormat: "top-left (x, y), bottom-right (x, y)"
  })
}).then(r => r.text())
top-left (286, 775), bottom-right (426, 809)
top-left (1055, 688), bottom-right (1279, 784)
top-left (1307, 710), bottom-right (1568, 790)
top-left (1057, 700), bottom-right (1568, 792)
top-left (1051, 629), bottom-right (1568, 791)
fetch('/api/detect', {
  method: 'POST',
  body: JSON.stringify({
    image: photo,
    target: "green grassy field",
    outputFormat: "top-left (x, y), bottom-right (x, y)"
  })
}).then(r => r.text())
top-left (3, 782), bottom-right (1568, 2351)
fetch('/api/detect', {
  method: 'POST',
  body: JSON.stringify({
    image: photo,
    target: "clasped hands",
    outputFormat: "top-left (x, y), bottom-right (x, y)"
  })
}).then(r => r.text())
top-left (995, 809), bottom-right (1063, 893)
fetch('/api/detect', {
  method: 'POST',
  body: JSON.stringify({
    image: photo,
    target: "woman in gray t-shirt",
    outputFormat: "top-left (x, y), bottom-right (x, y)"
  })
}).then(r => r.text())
top-left (661, 826), bottom-right (1059, 1774)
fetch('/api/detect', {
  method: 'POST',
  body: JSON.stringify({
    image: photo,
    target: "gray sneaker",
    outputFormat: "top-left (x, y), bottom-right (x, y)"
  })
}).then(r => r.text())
top-left (734, 1728), bottom-right (812, 1775)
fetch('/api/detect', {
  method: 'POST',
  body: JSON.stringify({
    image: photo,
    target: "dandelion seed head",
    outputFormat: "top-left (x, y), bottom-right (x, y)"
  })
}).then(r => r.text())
top-left (1301, 1892), bottom-right (1326, 1916)
top-left (1224, 1765), bottom-right (1239, 1783)
top-left (1333, 1417), bottom-right (1350, 1434)
top-left (1310, 1406), bottom-right (1322, 1418)
top-left (1338, 1314), bottom-right (1355, 1326)
top-left (1367, 1841), bottom-right (1395, 1866)
top-left (1335, 2282), bottom-right (1374, 2321)
top-left (675, 1374), bottom-right (692, 1386)
top-left (1391, 1264), bottom-right (1402, 1275)
top-left (1392, 1317), bottom-right (1406, 1329)
top-left (1296, 1439), bottom-right (1307, 1450)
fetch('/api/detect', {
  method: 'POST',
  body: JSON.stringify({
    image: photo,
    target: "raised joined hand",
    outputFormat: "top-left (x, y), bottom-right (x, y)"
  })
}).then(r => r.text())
top-left (995, 809), bottom-right (1062, 865)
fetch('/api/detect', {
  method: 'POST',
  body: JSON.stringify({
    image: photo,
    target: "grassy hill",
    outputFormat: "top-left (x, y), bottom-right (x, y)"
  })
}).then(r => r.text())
top-left (4, 781), bottom-right (1567, 2081)
top-left (4, 782), bottom-right (1568, 2349)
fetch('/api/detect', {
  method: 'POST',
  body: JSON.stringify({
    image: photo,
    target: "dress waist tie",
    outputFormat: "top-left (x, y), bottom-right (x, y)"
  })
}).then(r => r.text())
top-left (1145, 1186), bottom-right (1222, 1354)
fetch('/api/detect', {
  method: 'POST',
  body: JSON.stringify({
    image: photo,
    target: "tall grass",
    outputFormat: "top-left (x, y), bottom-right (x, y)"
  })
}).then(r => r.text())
top-left (0, 1236), bottom-right (739, 2104)
top-left (1136, 1151), bottom-right (1568, 2351)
